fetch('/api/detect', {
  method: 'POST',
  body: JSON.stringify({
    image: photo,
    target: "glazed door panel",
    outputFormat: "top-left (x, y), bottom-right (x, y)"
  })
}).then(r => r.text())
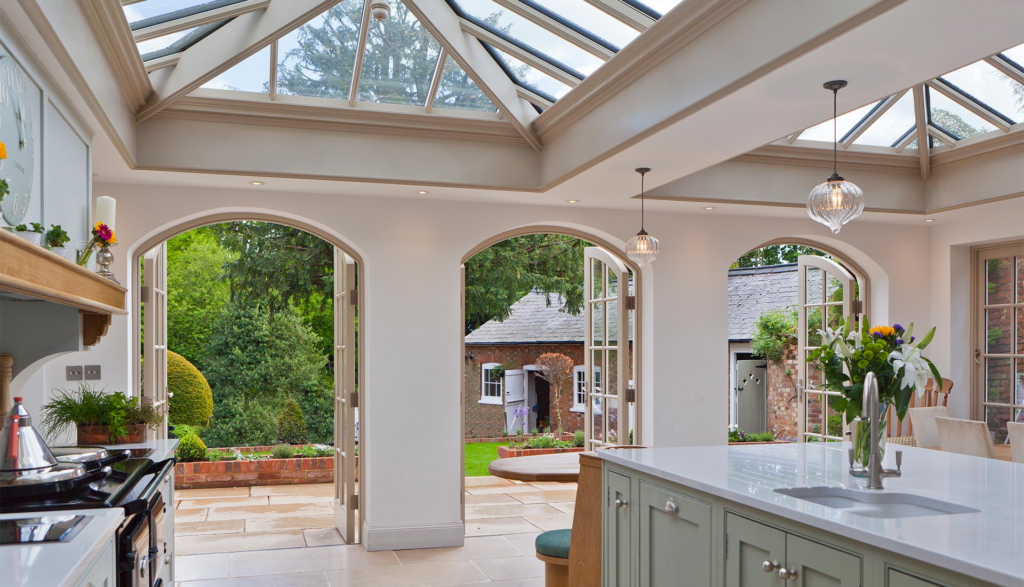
top-left (585, 247), bottom-right (630, 449)
top-left (143, 242), bottom-right (168, 439)
top-left (334, 250), bottom-right (358, 543)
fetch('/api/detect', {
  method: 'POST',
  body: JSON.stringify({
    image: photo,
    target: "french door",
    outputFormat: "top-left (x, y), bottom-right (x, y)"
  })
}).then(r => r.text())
top-left (796, 255), bottom-right (858, 442)
top-left (142, 243), bottom-right (168, 440)
top-left (334, 249), bottom-right (359, 543)
top-left (584, 247), bottom-right (630, 449)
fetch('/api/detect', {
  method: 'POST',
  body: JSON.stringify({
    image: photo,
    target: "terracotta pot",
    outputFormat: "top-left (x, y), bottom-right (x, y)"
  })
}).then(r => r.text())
top-left (77, 424), bottom-right (146, 445)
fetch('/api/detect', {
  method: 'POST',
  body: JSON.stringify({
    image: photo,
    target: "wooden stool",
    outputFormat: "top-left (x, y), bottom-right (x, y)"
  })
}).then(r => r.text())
top-left (535, 529), bottom-right (571, 587)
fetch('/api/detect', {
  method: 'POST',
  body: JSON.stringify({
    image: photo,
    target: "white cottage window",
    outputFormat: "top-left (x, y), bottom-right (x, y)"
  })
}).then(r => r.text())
top-left (480, 363), bottom-right (503, 405)
top-left (572, 366), bottom-right (586, 412)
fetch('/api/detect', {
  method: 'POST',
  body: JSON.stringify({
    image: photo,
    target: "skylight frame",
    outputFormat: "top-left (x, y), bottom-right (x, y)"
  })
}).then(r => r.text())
top-left (492, 0), bottom-right (620, 59)
top-left (140, 19), bottom-right (230, 62)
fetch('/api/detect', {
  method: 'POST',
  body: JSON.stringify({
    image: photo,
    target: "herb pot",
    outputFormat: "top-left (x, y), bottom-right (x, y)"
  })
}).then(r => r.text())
top-left (50, 246), bottom-right (69, 260)
top-left (15, 231), bottom-right (42, 246)
top-left (77, 424), bottom-right (146, 445)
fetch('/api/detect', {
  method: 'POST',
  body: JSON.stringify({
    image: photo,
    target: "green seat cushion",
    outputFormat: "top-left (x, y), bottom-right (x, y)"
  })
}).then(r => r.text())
top-left (535, 529), bottom-right (571, 559)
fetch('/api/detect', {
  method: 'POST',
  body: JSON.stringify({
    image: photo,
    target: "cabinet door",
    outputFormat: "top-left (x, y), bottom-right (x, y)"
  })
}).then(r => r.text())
top-left (784, 534), bottom-right (861, 587)
top-left (605, 470), bottom-right (633, 587)
top-left (725, 513), bottom-right (786, 587)
top-left (887, 569), bottom-right (945, 587)
top-left (76, 537), bottom-right (115, 587)
top-left (638, 481), bottom-right (713, 587)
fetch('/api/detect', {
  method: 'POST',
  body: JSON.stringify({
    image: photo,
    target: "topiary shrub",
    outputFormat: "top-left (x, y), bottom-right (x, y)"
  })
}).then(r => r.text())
top-left (277, 398), bottom-right (307, 445)
top-left (573, 430), bottom-right (585, 448)
top-left (176, 434), bottom-right (207, 462)
top-left (171, 424), bottom-right (201, 440)
top-left (167, 351), bottom-right (213, 426)
top-left (271, 444), bottom-right (295, 459)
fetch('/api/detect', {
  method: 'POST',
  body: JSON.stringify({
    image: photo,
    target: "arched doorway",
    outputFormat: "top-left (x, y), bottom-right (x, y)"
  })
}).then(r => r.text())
top-left (131, 213), bottom-right (365, 545)
top-left (726, 239), bottom-right (870, 443)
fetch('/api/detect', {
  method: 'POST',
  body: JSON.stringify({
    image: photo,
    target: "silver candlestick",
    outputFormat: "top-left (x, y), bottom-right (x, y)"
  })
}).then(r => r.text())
top-left (95, 243), bottom-right (120, 284)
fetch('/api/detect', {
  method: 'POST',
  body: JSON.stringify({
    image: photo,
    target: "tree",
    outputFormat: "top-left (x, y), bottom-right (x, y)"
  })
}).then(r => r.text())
top-left (535, 353), bottom-right (574, 435)
top-left (731, 245), bottom-right (826, 269)
top-left (465, 234), bottom-right (592, 333)
top-left (931, 108), bottom-right (983, 140)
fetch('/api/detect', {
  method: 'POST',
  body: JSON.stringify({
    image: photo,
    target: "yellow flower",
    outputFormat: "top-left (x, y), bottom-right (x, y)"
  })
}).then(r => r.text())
top-left (0, 140), bottom-right (7, 159)
top-left (869, 325), bottom-right (895, 338)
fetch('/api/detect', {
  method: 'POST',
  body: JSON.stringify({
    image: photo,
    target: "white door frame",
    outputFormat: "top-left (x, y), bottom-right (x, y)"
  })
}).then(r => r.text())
top-left (584, 247), bottom-right (630, 450)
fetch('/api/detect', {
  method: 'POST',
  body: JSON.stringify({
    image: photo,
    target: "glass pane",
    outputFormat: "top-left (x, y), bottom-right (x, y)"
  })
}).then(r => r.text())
top-left (492, 47), bottom-right (572, 100)
top-left (200, 46), bottom-right (270, 92)
top-left (1017, 359), bottom-right (1024, 405)
top-left (137, 26), bottom-right (200, 58)
top-left (607, 300), bottom-right (619, 345)
top-left (986, 307), bottom-right (1013, 354)
top-left (805, 392), bottom-right (824, 439)
top-left (986, 357), bottom-right (1014, 404)
top-left (907, 137), bottom-right (918, 150)
top-left (592, 301), bottom-right (603, 346)
top-left (826, 304), bottom-right (844, 331)
top-left (138, 20), bottom-right (227, 60)
top-left (357, 0), bottom-right (441, 106)
top-left (454, 0), bottom-right (603, 76)
top-left (1018, 308), bottom-right (1024, 356)
top-left (929, 88), bottom-right (996, 138)
top-left (592, 259), bottom-right (603, 298)
top-left (1001, 43), bottom-right (1024, 68)
top-left (805, 266), bottom-right (823, 304)
top-left (940, 60), bottom-right (1024, 123)
top-left (799, 102), bottom-right (879, 142)
top-left (607, 349), bottom-right (618, 397)
top-left (1018, 256), bottom-right (1024, 304)
top-left (431, 57), bottom-right (496, 112)
top-left (806, 307), bottom-right (823, 346)
top-left (642, 0), bottom-right (686, 15)
top-left (275, 1), bottom-right (365, 100)
top-left (805, 354), bottom-right (825, 390)
top-left (608, 266), bottom-right (618, 296)
top-left (529, 0), bottom-right (640, 49)
top-left (591, 351), bottom-right (602, 395)
top-left (826, 275), bottom-right (843, 303)
top-left (592, 396), bottom-right (604, 441)
top-left (853, 92), bottom-right (915, 147)
top-left (825, 398), bottom-right (843, 440)
top-left (607, 397), bottom-right (619, 444)
top-left (123, 0), bottom-right (245, 26)
top-left (986, 406), bottom-right (1011, 444)
top-left (986, 256), bottom-right (1014, 305)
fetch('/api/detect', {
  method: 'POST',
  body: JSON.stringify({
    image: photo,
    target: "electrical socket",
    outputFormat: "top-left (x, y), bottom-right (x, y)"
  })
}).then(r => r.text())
top-left (66, 366), bottom-right (84, 381)
top-left (84, 365), bottom-right (102, 381)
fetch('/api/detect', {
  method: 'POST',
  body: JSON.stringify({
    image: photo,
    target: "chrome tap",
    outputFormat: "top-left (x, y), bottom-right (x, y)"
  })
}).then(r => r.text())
top-left (855, 372), bottom-right (901, 489)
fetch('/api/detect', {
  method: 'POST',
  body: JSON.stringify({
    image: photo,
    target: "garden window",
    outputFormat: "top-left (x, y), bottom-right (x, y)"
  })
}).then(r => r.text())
top-left (572, 365), bottom-right (586, 412)
top-left (481, 363), bottom-right (503, 405)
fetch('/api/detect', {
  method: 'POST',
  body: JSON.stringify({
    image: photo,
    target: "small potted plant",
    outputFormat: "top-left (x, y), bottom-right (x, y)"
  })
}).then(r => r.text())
top-left (45, 224), bottom-right (71, 259)
top-left (41, 383), bottom-right (163, 444)
top-left (14, 222), bottom-right (45, 245)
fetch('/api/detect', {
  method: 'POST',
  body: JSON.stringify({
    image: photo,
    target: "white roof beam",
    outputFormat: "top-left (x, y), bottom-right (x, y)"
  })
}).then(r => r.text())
top-left (268, 40), bottom-right (278, 99)
top-left (492, 0), bottom-right (615, 60)
top-left (893, 127), bottom-right (917, 152)
top-left (912, 85), bottom-right (929, 180)
top-left (145, 53), bottom-right (180, 72)
top-left (460, 19), bottom-right (582, 87)
top-left (929, 78), bottom-right (1012, 131)
top-left (581, 0), bottom-right (654, 32)
top-left (424, 47), bottom-right (449, 113)
top-left (139, 0), bottom-right (342, 122)
top-left (404, 0), bottom-right (541, 150)
top-left (985, 55), bottom-right (1024, 86)
top-left (516, 86), bottom-right (553, 110)
top-left (348, 0), bottom-right (372, 106)
top-left (927, 123), bottom-right (958, 147)
top-left (840, 89), bottom-right (907, 148)
top-left (132, 0), bottom-right (272, 43)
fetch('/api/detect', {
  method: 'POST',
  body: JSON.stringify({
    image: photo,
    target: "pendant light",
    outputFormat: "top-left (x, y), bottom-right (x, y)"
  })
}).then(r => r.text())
top-left (626, 167), bottom-right (660, 269)
top-left (807, 80), bottom-right (864, 234)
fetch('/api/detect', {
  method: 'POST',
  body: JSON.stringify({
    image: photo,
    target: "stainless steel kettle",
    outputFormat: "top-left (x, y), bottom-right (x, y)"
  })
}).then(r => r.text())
top-left (0, 397), bottom-right (58, 475)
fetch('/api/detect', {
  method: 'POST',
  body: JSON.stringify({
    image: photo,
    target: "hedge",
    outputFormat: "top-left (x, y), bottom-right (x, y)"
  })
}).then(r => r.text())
top-left (168, 350), bottom-right (214, 426)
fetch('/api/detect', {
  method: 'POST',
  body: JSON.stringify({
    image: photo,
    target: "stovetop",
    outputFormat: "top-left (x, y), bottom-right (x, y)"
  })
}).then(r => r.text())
top-left (0, 514), bottom-right (91, 545)
top-left (0, 458), bottom-right (156, 514)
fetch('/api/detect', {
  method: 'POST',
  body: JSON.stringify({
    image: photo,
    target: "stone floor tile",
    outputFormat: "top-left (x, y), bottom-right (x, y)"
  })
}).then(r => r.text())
top-left (244, 515), bottom-right (337, 533)
top-left (464, 476), bottom-right (515, 488)
top-left (249, 483), bottom-right (334, 496)
top-left (206, 502), bottom-right (334, 521)
top-left (523, 514), bottom-right (574, 532)
top-left (175, 508), bottom-right (209, 523)
top-left (465, 503), bottom-right (562, 520)
top-left (268, 494), bottom-right (334, 505)
top-left (464, 517), bottom-right (542, 537)
top-left (178, 497), bottom-right (268, 509)
top-left (303, 527), bottom-right (345, 547)
top-left (393, 535), bottom-right (523, 565)
top-left (464, 484), bottom-right (543, 495)
top-left (230, 544), bottom-right (399, 577)
top-left (549, 502), bottom-right (576, 515)
top-left (175, 519), bottom-right (245, 536)
top-left (464, 493), bottom-right (520, 506)
top-left (324, 560), bottom-right (488, 587)
top-left (526, 481), bottom-right (577, 491)
top-left (510, 490), bottom-right (578, 505)
top-left (176, 530), bottom-right (306, 555)
top-left (175, 553), bottom-right (231, 582)
top-left (472, 555), bottom-right (546, 581)
top-left (179, 571), bottom-right (329, 587)
top-left (488, 579), bottom-right (545, 587)
top-left (499, 532), bottom-right (541, 556)
top-left (176, 487), bottom-right (251, 501)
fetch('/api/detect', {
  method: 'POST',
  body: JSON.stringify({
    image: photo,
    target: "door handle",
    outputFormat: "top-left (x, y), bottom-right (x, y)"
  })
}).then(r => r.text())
top-left (779, 567), bottom-right (799, 581)
top-left (614, 499), bottom-right (628, 509)
top-left (762, 560), bottom-right (781, 573)
top-left (665, 498), bottom-right (678, 513)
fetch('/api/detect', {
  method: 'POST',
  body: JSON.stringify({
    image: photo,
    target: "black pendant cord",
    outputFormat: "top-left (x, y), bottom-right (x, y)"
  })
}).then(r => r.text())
top-left (640, 172), bottom-right (645, 232)
top-left (832, 87), bottom-right (838, 177)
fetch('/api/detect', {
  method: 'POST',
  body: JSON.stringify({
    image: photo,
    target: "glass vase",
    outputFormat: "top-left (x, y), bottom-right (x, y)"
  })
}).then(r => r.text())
top-left (850, 415), bottom-right (886, 470)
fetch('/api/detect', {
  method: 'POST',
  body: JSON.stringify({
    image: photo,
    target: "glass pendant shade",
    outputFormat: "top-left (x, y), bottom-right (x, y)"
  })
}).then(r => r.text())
top-left (807, 174), bottom-right (864, 234)
top-left (627, 229), bottom-right (660, 269)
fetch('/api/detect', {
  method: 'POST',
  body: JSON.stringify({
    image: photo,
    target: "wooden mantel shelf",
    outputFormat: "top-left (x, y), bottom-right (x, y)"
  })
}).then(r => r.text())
top-left (0, 229), bottom-right (127, 346)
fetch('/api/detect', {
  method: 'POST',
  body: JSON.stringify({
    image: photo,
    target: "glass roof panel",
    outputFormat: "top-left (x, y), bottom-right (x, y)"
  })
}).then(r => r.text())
top-left (528, 0), bottom-right (641, 49)
top-left (454, 0), bottom-right (604, 76)
top-left (940, 61), bottom-right (1023, 123)
top-left (432, 56), bottom-right (496, 112)
top-left (798, 102), bottom-right (879, 143)
top-left (1000, 43), bottom-right (1024, 68)
top-left (275, 1), bottom-right (364, 100)
top-left (853, 92), bottom-right (915, 147)
top-left (928, 86), bottom-right (996, 139)
top-left (356, 0), bottom-right (441, 106)
top-left (492, 47), bottom-right (572, 100)
top-left (138, 20), bottom-right (227, 61)
top-left (137, 27), bottom-right (197, 57)
top-left (200, 45), bottom-right (270, 93)
top-left (638, 0), bottom-right (686, 16)
top-left (124, 0), bottom-right (246, 26)
top-left (906, 137), bottom-right (918, 150)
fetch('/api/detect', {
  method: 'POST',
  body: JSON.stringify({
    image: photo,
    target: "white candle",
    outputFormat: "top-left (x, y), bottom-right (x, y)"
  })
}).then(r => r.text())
top-left (95, 196), bottom-right (116, 232)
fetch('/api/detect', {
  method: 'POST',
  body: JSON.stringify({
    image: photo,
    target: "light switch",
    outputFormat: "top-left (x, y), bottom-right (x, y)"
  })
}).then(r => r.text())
top-left (84, 365), bottom-right (102, 380)
top-left (66, 366), bottom-right (83, 381)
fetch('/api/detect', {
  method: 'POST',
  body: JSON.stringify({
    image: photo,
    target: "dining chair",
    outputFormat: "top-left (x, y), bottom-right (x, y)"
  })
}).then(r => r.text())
top-left (907, 406), bottom-right (947, 448)
top-left (935, 417), bottom-right (996, 459)
top-left (1008, 422), bottom-right (1024, 464)
top-left (886, 378), bottom-right (953, 446)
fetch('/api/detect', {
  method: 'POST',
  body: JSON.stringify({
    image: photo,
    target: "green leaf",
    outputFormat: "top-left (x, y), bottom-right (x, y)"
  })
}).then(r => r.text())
top-left (916, 326), bottom-right (936, 349)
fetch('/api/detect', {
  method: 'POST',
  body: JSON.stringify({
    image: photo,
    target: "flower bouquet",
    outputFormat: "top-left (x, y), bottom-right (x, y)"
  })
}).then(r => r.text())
top-left (807, 319), bottom-right (941, 467)
top-left (77, 221), bottom-right (117, 267)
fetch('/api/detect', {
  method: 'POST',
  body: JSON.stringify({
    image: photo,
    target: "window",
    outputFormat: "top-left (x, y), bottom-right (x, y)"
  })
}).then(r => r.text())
top-left (974, 243), bottom-right (1024, 443)
top-left (481, 363), bottom-right (503, 405)
top-left (572, 365), bottom-right (586, 412)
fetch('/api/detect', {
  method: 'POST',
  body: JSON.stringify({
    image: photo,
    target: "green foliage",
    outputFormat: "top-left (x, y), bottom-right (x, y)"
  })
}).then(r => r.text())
top-left (167, 351), bottom-right (213, 426)
top-left (41, 384), bottom-right (162, 443)
top-left (751, 309), bottom-right (797, 362)
top-left (271, 444), bottom-right (295, 459)
top-left (573, 430), bottom-right (585, 448)
top-left (176, 434), bottom-right (207, 462)
top-left (45, 224), bottom-right (70, 247)
top-left (464, 442), bottom-right (508, 477)
top-left (728, 427), bottom-right (777, 443)
top-left (202, 396), bottom-right (279, 448)
top-left (205, 448), bottom-right (223, 461)
top-left (295, 444), bottom-right (333, 458)
top-left (298, 386), bottom-right (334, 444)
top-left (15, 223), bottom-right (44, 233)
top-left (827, 414), bottom-right (844, 438)
top-left (0, 178), bottom-right (8, 201)
top-left (278, 398), bottom-right (308, 445)
top-left (931, 108), bottom-right (983, 140)
top-left (171, 424), bottom-right (202, 439)
top-left (732, 245), bottom-right (826, 268)
top-left (465, 234), bottom-right (592, 333)
top-left (512, 434), bottom-right (574, 449)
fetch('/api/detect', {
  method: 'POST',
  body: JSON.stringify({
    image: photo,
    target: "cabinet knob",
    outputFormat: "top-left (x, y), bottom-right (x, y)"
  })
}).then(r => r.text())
top-left (665, 499), bottom-right (678, 513)
top-left (762, 560), bottom-right (780, 573)
top-left (614, 499), bottom-right (628, 509)
top-left (779, 567), bottom-right (799, 581)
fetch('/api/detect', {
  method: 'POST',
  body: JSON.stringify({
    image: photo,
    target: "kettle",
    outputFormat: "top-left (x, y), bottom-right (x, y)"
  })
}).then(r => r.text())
top-left (0, 397), bottom-right (58, 476)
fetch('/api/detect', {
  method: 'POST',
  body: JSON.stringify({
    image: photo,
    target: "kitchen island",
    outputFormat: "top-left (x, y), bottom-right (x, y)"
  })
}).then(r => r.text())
top-left (600, 443), bottom-right (1023, 587)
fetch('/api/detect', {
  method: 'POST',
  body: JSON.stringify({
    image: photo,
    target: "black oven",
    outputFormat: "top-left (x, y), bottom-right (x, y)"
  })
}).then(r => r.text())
top-left (116, 459), bottom-right (174, 587)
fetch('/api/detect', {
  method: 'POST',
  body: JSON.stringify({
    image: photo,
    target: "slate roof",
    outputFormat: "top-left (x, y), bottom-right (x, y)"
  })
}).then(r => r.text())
top-left (466, 290), bottom-right (585, 344)
top-left (727, 263), bottom-right (799, 341)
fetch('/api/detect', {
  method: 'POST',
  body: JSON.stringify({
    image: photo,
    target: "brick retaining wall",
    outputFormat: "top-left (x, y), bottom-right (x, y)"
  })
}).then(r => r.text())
top-left (497, 446), bottom-right (585, 458)
top-left (175, 456), bottom-right (352, 490)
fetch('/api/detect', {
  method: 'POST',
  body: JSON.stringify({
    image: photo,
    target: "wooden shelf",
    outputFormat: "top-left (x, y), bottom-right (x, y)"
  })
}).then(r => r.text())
top-left (0, 228), bottom-right (127, 321)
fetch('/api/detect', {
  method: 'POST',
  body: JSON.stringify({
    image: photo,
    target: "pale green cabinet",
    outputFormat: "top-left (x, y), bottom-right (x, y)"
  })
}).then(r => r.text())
top-left (605, 470), bottom-right (633, 587)
top-left (638, 481), bottom-right (713, 587)
top-left (785, 534), bottom-right (860, 587)
top-left (887, 569), bottom-right (945, 587)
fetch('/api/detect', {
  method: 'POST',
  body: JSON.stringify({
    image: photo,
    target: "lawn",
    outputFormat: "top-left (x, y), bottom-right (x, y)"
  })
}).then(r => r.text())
top-left (464, 442), bottom-right (509, 477)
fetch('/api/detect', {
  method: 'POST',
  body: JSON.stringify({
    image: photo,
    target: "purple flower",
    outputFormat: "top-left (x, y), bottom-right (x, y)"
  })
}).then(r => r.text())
top-left (893, 323), bottom-right (904, 332)
top-left (873, 332), bottom-right (883, 339)
top-left (895, 339), bottom-right (904, 345)
top-left (910, 336), bottom-right (916, 342)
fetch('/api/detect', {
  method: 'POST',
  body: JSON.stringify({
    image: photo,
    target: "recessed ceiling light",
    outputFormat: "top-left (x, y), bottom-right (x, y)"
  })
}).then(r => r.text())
top-left (566, 199), bottom-right (579, 203)
top-left (924, 219), bottom-right (935, 223)
top-left (704, 206), bottom-right (716, 210)
top-left (417, 190), bottom-right (429, 194)
top-left (249, 181), bottom-right (265, 186)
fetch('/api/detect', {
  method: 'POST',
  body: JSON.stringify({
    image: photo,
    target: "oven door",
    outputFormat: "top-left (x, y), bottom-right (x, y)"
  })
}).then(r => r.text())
top-left (150, 492), bottom-right (165, 581)
top-left (117, 512), bottom-right (151, 587)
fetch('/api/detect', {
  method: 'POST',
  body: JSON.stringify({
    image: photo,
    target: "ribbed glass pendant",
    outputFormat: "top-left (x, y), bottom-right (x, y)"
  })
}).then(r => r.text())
top-left (626, 167), bottom-right (660, 269)
top-left (807, 80), bottom-right (864, 234)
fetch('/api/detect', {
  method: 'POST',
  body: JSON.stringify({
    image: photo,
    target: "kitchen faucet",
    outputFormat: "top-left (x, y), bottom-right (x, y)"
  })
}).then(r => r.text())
top-left (851, 372), bottom-right (902, 489)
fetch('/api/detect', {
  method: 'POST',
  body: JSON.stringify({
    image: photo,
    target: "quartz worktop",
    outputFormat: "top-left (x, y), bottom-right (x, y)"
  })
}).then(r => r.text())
top-left (599, 442), bottom-right (1024, 587)
top-left (0, 508), bottom-right (123, 587)
top-left (99, 436), bottom-right (179, 461)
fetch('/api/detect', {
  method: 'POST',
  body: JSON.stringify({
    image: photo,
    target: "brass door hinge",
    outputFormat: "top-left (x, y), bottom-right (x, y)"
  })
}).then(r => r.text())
top-left (350, 391), bottom-right (358, 409)
top-left (626, 296), bottom-right (636, 310)
top-left (350, 494), bottom-right (359, 510)
top-left (349, 289), bottom-right (358, 304)
top-left (625, 388), bottom-right (636, 403)
top-left (141, 286), bottom-right (151, 300)
top-left (852, 299), bottom-right (864, 314)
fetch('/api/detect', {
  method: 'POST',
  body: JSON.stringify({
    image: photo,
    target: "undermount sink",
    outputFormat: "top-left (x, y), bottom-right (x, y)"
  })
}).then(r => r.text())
top-left (774, 487), bottom-right (979, 519)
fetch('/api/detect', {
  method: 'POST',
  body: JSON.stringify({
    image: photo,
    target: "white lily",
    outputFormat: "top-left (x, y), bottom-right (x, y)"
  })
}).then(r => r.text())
top-left (888, 344), bottom-right (930, 394)
top-left (849, 329), bottom-right (864, 350)
top-left (818, 326), bottom-right (840, 346)
top-left (833, 337), bottom-right (854, 360)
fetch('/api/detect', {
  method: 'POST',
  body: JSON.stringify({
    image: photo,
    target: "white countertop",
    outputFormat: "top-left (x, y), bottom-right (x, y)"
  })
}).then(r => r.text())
top-left (0, 508), bottom-right (123, 587)
top-left (100, 437), bottom-right (179, 461)
top-left (599, 443), bottom-right (1024, 587)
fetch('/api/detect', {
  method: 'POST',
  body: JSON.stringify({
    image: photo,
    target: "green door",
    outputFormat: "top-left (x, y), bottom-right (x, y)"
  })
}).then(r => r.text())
top-left (784, 534), bottom-right (861, 587)
top-left (725, 513), bottom-right (786, 587)
top-left (638, 482), bottom-right (713, 587)
top-left (887, 569), bottom-right (946, 587)
top-left (605, 470), bottom-right (633, 587)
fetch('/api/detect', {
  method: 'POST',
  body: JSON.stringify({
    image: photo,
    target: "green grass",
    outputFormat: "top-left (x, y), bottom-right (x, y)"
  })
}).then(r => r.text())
top-left (464, 442), bottom-right (509, 477)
